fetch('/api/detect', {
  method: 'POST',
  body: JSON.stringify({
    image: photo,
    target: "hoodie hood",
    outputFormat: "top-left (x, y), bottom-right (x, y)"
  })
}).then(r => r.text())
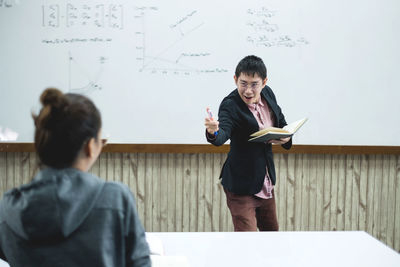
top-left (0, 168), bottom-right (104, 242)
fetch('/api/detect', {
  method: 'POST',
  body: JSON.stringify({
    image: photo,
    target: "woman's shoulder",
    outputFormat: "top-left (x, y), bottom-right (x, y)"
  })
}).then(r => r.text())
top-left (96, 180), bottom-right (136, 210)
top-left (102, 181), bottom-right (131, 196)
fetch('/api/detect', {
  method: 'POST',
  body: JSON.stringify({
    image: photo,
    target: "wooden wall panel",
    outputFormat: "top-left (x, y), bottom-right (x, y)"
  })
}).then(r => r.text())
top-left (0, 152), bottom-right (399, 252)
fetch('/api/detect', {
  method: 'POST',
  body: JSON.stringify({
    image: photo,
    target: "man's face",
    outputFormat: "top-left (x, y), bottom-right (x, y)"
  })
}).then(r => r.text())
top-left (235, 73), bottom-right (267, 105)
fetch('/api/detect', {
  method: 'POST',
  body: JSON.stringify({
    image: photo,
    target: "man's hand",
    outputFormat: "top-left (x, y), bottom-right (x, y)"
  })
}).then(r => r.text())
top-left (269, 137), bottom-right (291, 145)
top-left (204, 117), bottom-right (219, 135)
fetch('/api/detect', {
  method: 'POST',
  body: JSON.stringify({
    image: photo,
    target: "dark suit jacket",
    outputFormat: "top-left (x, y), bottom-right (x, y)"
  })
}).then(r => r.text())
top-left (207, 86), bottom-right (292, 195)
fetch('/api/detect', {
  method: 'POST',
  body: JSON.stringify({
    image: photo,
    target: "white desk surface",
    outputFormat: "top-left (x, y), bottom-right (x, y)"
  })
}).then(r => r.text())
top-left (1, 231), bottom-right (398, 267)
top-left (147, 231), bottom-right (400, 267)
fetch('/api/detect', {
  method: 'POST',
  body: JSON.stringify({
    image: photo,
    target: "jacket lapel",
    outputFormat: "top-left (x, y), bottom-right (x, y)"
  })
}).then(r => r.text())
top-left (261, 87), bottom-right (280, 127)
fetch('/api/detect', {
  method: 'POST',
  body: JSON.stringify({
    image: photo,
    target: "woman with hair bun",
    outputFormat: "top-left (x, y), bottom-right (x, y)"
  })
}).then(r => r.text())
top-left (0, 88), bottom-right (150, 267)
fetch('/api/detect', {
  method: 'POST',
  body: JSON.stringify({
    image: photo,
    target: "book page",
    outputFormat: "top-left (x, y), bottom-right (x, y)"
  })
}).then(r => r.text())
top-left (250, 127), bottom-right (289, 137)
top-left (282, 118), bottom-right (308, 133)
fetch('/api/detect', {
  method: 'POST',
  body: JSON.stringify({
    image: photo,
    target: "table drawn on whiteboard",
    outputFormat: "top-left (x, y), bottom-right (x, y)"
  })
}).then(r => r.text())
top-left (133, 6), bottom-right (228, 75)
top-left (68, 51), bottom-right (107, 95)
top-left (41, 3), bottom-right (123, 29)
top-left (246, 7), bottom-right (309, 48)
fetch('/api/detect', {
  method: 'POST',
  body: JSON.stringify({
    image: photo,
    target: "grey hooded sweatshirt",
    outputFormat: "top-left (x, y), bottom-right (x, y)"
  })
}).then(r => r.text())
top-left (0, 168), bottom-right (150, 267)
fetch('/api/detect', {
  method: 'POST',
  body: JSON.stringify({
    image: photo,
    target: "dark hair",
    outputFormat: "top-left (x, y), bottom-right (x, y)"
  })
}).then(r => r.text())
top-left (32, 88), bottom-right (101, 169)
top-left (235, 55), bottom-right (267, 80)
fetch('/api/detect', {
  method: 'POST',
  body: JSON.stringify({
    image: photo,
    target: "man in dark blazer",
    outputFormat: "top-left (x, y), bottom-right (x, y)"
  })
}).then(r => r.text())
top-left (205, 55), bottom-right (291, 231)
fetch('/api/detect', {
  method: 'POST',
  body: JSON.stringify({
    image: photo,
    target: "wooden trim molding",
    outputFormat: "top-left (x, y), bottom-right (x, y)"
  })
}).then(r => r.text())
top-left (1, 143), bottom-right (399, 154)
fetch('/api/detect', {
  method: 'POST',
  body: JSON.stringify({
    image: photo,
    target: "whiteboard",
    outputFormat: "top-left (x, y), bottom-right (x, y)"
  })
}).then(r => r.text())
top-left (1, 0), bottom-right (399, 145)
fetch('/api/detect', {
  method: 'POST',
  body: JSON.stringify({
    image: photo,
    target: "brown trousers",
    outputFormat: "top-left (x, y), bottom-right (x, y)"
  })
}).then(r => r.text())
top-left (224, 188), bottom-right (279, 231)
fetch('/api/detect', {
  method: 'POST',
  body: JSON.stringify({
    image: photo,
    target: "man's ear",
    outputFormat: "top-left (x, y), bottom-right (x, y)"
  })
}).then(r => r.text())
top-left (233, 75), bottom-right (238, 83)
top-left (262, 77), bottom-right (268, 87)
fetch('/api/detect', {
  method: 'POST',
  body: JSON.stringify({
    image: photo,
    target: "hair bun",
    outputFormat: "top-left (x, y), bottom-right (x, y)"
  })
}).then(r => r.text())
top-left (34, 88), bottom-right (69, 129)
top-left (40, 88), bottom-right (67, 109)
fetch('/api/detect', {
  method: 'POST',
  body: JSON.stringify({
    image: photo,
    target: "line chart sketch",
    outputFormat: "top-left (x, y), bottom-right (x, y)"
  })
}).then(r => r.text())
top-left (68, 51), bottom-right (108, 95)
top-left (132, 6), bottom-right (228, 75)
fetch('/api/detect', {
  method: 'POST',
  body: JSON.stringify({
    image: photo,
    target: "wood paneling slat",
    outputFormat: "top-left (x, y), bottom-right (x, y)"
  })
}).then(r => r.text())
top-left (358, 155), bottom-right (368, 231)
top-left (322, 154), bottom-right (332, 231)
top-left (386, 156), bottom-right (396, 249)
top-left (308, 154), bottom-right (318, 230)
top-left (136, 153), bottom-right (146, 227)
top-left (174, 154), bottom-right (183, 232)
top-left (315, 155), bottom-right (325, 231)
top-left (28, 153), bottom-right (38, 182)
top-left (144, 153), bottom-right (153, 231)
top-left (329, 154), bottom-right (339, 231)
top-left (6, 153), bottom-right (15, 194)
top-left (286, 154), bottom-right (296, 231)
top-left (294, 154), bottom-right (303, 230)
top-left (336, 155), bottom-right (346, 231)
top-left (218, 154), bottom-right (227, 230)
top-left (394, 155), bottom-right (400, 252)
top-left (344, 155), bottom-right (353, 230)
top-left (366, 155), bottom-right (376, 235)
top-left (125, 153), bottom-right (136, 202)
top-left (300, 154), bottom-right (310, 230)
top-left (166, 153), bottom-right (176, 232)
top-left (20, 153), bottom-right (30, 185)
top-left (379, 155), bottom-right (390, 243)
top-left (159, 154), bottom-right (168, 232)
top-left (182, 154), bottom-right (191, 232)
top-left (351, 155), bottom-right (360, 231)
top-left (0, 152), bottom-right (399, 252)
top-left (189, 154), bottom-right (199, 232)
top-left (151, 153), bottom-right (161, 232)
top-left (372, 155), bottom-right (383, 239)
top-left (204, 153), bottom-right (213, 232)
top-left (275, 155), bottom-right (285, 229)
top-left (103, 153), bottom-right (110, 181)
top-left (197, 154), bottom-right (206, 232)
top-left (211, 153), bottom-right (222, 231)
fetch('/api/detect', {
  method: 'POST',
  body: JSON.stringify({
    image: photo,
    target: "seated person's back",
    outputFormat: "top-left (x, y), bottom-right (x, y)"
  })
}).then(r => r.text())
top-left (0, 88), bottom-right (150, 267)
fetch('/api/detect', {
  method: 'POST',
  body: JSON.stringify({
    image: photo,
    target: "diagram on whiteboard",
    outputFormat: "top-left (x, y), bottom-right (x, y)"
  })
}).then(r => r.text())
top-left (133, 6), bottom-right (228, 75)
top-left (68, 51), bottom-right (107, 95)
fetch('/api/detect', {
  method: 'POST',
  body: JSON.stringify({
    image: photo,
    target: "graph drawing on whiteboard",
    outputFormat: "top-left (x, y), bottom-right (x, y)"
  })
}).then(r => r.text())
top-left (133, 6), bottom-right (228, 75)
top-left (68, 51), bottom-right (107, 95)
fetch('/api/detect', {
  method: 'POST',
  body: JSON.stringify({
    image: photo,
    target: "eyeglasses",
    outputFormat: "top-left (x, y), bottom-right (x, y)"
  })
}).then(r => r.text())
top-left (239, 81), bottom-right (261, 90)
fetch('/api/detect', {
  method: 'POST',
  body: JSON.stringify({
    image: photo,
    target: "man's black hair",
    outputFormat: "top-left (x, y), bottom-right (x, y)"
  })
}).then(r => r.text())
top-left (235, 55), bottom-right (267, 80)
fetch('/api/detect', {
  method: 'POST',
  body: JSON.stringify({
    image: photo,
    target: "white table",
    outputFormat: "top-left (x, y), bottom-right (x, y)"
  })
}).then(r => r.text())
top-left (1, 231), bottom-right (398, 267)
top-left (147, 231), bottom-right (400, 267)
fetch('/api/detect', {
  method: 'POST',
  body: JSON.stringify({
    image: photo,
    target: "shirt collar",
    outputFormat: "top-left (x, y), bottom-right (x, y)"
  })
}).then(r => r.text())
top-left (247, 97), bottom-right (265, 110)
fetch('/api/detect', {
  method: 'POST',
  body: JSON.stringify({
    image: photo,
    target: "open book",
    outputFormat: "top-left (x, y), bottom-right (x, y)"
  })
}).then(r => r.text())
top-left (248, 118), bottom-right (308, 143)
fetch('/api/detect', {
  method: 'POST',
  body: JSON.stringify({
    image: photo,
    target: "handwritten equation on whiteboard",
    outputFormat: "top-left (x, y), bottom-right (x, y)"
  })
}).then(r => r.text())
top-left (246, 7), bottom-right (309, 48)
top-left (41, 4), bottom-right (123, 29)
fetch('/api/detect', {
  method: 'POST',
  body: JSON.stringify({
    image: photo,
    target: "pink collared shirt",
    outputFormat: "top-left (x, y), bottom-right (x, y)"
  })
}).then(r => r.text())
top-left (247, 97), bottom-right (274, 199)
